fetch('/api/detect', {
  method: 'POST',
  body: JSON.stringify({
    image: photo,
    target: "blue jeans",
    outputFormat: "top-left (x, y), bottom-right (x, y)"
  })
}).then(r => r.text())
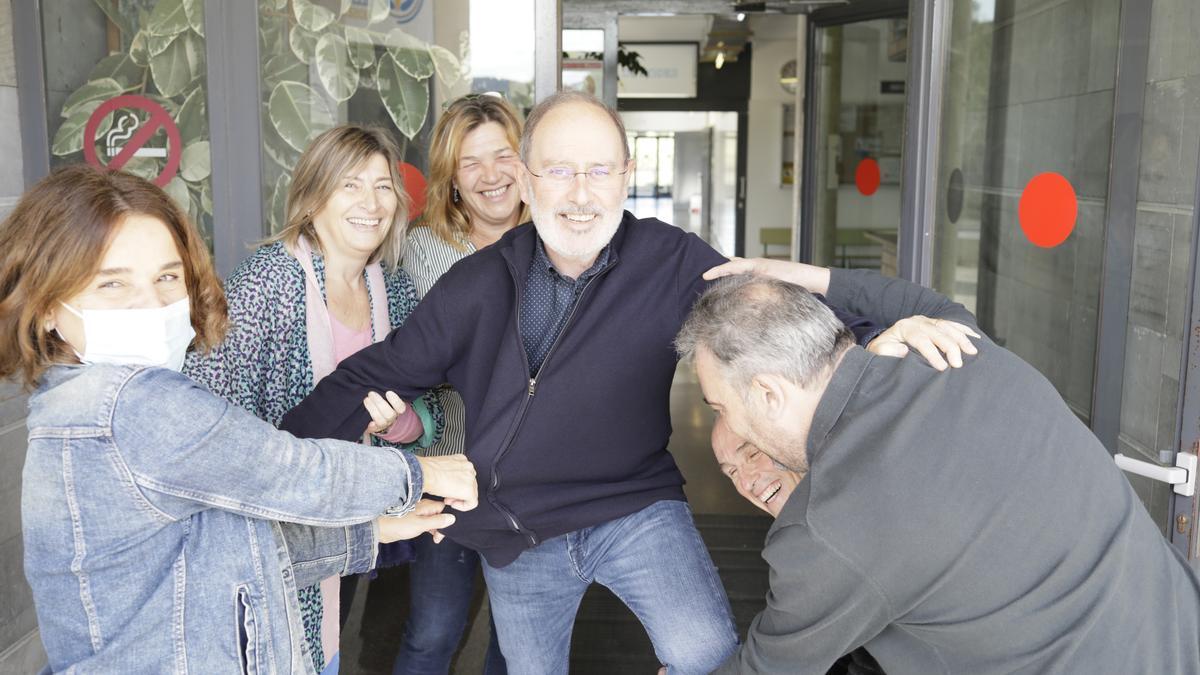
top-left (481, 500), bottom-right (738, 674)
top-left (393, 533), bottom-right (506, 675)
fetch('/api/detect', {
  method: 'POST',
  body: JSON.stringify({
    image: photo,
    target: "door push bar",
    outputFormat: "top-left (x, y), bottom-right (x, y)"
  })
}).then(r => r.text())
top-left (1114, 452), bottom-right (1198, 498)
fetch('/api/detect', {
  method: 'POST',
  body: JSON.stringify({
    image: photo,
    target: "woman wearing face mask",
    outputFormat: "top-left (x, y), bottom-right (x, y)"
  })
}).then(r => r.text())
top-left (184, 124), bottom-right (442, 672)
top-left (393, 94), bottom-right (527, 675)
top-left (0, 165), bottom-right (478, 673)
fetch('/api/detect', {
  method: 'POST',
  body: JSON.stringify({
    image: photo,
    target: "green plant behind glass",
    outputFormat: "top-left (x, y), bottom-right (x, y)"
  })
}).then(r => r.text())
top-left (257, 0), bottom-right (463, 232)
top-left (56, 0), bottom-right (464, 239)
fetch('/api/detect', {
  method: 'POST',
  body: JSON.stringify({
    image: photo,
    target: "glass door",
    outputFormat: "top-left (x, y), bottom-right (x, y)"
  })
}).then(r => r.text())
top-left (805, 14), bottom-right (908, 275)
top-left (926, 0), bottom-right (1200, 541)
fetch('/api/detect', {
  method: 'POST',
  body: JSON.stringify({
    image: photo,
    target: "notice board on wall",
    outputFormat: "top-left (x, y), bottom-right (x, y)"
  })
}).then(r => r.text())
top-left (619, 43), bottom-right (698, 98)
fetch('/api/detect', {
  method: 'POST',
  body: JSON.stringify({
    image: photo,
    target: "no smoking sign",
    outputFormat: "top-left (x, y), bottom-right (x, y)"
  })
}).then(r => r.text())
top-left (83, 95), bottom-right (182, 187)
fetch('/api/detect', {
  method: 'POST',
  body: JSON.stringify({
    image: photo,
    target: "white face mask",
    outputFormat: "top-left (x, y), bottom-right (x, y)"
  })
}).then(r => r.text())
top-left (59, 297), bottom-right (196, 372)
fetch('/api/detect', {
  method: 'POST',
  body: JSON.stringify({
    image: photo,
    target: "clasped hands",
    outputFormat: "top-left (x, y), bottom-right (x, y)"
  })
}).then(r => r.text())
top-left (375, 453), bottom-right (478, 544)
top-left (363, 390), bottom-right (480, 545)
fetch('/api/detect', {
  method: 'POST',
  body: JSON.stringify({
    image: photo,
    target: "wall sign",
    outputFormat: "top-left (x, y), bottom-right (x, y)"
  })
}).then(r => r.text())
top-left (83, 95), bottom-right (182, 187)
top-left (619, 43), bottom-right (698, 99)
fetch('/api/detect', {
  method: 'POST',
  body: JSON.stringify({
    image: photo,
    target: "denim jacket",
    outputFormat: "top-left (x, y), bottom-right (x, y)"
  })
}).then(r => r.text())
top-left (22, 364), bottom-right (423, 673)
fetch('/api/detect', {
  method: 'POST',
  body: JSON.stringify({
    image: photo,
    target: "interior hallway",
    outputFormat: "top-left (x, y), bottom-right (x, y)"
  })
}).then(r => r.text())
top-left (339, 365), bottom-right (773, 673)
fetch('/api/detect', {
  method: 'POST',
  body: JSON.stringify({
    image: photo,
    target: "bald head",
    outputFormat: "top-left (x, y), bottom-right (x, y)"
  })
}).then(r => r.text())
top-left (711, 417), bottom-right (801, 518)
top-left (520, 90), bottom-right (630, 165)
top-left (711, 416), bottom-right (745, 460)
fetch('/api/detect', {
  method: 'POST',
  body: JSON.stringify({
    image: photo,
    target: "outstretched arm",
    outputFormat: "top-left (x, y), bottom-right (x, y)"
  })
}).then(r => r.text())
top-left (823, 267), bottom-right (978, 330)
top-left (705, 257), bottom-right (832, 294)
top-left (278, 500), bottom-right (458, 589)
top-left (280, 279), bottom-right (458, 443)
top-left (115, 368), bottom-right (478, 526)
top-left (706, 258), bottom-right (981, 367)
top-left (706, 258), bottom-right (976, 328)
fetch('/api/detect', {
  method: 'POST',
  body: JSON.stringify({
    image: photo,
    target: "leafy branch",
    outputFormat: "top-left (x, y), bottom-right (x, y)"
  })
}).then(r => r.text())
top-left (563, 43), bottom-right (648, 77)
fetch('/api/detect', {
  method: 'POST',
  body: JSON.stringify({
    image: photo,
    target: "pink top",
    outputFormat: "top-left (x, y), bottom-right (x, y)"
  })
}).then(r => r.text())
top-left (330, 314), bottom-right (422, 444)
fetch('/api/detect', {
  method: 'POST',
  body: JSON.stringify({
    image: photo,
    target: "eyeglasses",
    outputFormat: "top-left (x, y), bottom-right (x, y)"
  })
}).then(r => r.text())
top-left (524, 162), bottom-right (630, 188)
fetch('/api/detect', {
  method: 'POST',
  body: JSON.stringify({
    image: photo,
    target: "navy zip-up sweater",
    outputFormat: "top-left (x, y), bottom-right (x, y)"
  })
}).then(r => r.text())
top-left (281, 212), bottom-right (872, 567)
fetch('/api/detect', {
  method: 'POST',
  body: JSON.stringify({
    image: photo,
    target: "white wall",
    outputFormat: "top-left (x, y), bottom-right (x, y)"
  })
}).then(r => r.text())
top-left (744, 15), bottom-right (801, 256)
top-left (839, 23), bottom-right (907, 105)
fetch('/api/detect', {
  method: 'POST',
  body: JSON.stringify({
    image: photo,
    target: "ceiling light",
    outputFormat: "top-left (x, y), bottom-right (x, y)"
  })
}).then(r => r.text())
top-left (715, 51), bottom-right (726, 69)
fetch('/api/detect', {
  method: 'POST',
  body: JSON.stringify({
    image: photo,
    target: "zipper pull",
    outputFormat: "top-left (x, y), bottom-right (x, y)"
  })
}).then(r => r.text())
top-left (528, 378), bottom-right (537, 396)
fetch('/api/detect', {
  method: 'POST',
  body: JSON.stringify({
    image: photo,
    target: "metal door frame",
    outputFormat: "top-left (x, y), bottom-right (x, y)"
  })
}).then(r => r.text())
top-left (799, 0), bottom-right (910, 267)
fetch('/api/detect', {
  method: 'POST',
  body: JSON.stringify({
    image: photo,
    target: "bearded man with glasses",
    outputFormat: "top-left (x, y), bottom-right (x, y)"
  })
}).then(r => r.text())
top-left (281, 91), bottom-right (971, 674)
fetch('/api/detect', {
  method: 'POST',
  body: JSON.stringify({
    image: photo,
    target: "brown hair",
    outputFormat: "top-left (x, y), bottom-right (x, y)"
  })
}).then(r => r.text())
top-left (266, 124), bottom-right (410, 269)
top-left (422, 95), bottom-right (528, 251)
top-left (0, 164), bottom-right (228, 388)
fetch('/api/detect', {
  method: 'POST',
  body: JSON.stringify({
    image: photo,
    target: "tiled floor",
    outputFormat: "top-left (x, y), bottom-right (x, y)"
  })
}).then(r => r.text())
top-left (340, 365), bottom-right (769, 674)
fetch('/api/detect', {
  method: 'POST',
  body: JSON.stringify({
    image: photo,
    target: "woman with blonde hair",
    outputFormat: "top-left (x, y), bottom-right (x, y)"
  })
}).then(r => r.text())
top-left (2, 164), bottom-right (476, 673)
top-left (393, 93), bottom-right (527, 675)
top-left (185, 124), bottom-right (445, 672)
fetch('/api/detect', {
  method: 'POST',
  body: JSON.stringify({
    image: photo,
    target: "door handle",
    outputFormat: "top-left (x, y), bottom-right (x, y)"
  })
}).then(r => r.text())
top-left (1114, 452), bottom-right (1197, 497)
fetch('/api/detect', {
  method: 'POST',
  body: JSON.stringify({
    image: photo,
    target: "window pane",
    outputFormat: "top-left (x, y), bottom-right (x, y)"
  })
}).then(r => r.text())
top-left (930, 0), bottom-right (1118, 429)
top-left (257, 0), bottom-right (535, 235)
top-left (809, 18), bottom-right (907, 275)
top-left (40, 0), bottom-right (214, 247)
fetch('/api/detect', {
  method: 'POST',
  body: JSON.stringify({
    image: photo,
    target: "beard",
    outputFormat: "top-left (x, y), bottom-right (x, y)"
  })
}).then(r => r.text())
top-left (528, 192), bottom-right (622, 263)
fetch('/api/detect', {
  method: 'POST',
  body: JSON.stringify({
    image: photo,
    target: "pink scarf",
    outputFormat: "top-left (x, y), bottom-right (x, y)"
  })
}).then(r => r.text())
top-left (288, 235), bottom-right (391, 668)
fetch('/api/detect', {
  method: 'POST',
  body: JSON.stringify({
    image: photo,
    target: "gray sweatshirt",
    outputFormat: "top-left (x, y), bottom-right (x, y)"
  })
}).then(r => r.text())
top-left (716, 268), bottom-right (1200, 674)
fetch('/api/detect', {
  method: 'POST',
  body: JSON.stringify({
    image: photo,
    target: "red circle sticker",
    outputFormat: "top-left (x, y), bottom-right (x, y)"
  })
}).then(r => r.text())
top-left (1018, 172), bottom-right (1077, 248)
top-left (855, 158), bottom-right (880, 196)
top-left (83, 95), bottom-right (182, 187)
top-left (398, 162), bottom-right (428, 219)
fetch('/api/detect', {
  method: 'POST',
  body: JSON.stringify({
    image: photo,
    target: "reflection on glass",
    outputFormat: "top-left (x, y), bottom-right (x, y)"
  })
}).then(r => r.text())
top-left (562, 29), bottom-right (605, 100)
top-left (256, 0), bottom-right (534, 235)
top-left (930, 0), bottom-right (1117, 430)
top-left (467, 0), bottom-right (534, 109)
top-left (809, 18), bottom-right (907, 275)
top-left (40, 0), bottom-right (214, 245)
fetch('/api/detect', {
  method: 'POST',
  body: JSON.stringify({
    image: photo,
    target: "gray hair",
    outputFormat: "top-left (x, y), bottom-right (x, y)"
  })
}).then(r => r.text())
top-left (519, 90), bottom-right (630, 163)
top-left (676, 274), bottom-right (854, 391)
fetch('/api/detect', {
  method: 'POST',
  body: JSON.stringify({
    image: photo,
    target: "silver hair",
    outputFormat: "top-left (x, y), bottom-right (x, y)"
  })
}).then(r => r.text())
top-left (676, 274), bottom-right (854, 391)
top-left (519, 90), bottom-right (631, 163)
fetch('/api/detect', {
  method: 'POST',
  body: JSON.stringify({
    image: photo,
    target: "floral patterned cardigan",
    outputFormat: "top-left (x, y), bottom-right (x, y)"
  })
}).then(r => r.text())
top-left (183, 241), bottom-right (443, 669)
